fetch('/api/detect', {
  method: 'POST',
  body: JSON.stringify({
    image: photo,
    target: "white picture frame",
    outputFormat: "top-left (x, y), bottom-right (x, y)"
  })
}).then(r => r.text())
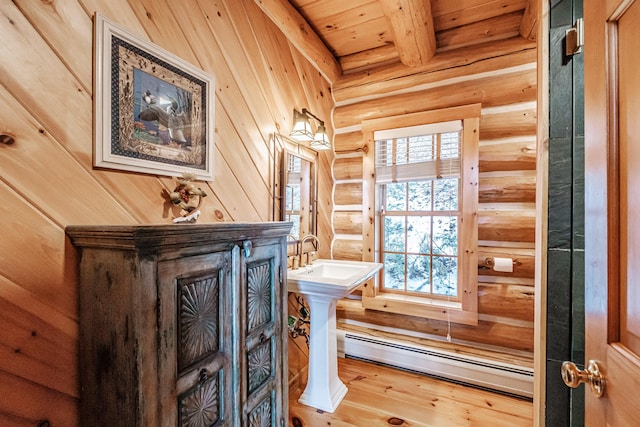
top-left (93, 13), bottom-right (215, 181)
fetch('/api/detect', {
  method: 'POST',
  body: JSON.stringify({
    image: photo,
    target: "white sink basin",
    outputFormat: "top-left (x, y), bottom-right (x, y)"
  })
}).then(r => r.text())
top-left (286, 258), bottom-right (383, 412)
top-left (288, 259), bottom-right (383, 298)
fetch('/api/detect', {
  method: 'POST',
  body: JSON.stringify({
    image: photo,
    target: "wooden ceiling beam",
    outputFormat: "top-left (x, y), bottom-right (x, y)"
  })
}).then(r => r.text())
top-left (380, 0), bottom-right (436, 67)
top-left (519, 0), bottom-right (538, 40)
top-left (252, 0), bottom-right (342, 83)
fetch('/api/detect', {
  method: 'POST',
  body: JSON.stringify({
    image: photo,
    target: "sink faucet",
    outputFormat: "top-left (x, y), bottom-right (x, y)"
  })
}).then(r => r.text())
top-left (287, 234), bottom-right (301, 269)
top-left (299, 234), bottom-right (320, 268)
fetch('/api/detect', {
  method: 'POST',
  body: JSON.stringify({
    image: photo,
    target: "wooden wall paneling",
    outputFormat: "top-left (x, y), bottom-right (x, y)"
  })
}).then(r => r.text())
top-left (232, 0), bottom-right (293, 130)
top-left (480, 104), bottom-right (537, 140)
top-left (334, 182), bottom-right (363, 205)
top-left (478, 282), bottom-right (535, 322)
top-left (334, 131), bottom-right (365, 152)
top-left (197, 0), bottom-right (287, 150)
top-left (337, 299), bottom-right (534, 352)
top-left (213, 104), bottom-right (270, 219)
top-left (0, 369), bottom-right (78, 427)
top-left (205, 0), bottom-right (285, 158)
top-left (479, 137), bottom-right (537, 172)
top-left (333, 156), bottom-right (363, 181)
top-left (0, 87), bottom-right (135, 225)
top-left (290, 49), bottom-right (333, 124)
top-left (78, 0), bottom-right (147, 35)
top-left (206, 147), bottom-right (262, 221)
top-left (333, 211), bottom-right (363, 235)
top-left (0, 2), bottom-right (172, 224)
top-left (208, 144), bottom-right (262, 221)
top-left (0, 190), bottom-right (72, 313)
top-left (333, 38), bottom-right (536, 102)
top-left (126, 0), bottom-right (200, 64)
top-left (333, 68), bottom-right (537, 128)
top-left (0, 2), bottom-right (91, 152)
top-left (478, 211), bottom-right (536, 243)
top-left (0, 294), bottom-right (77, 397)
top-left (479, 171), bottom-right (537, 203)
top-left (12, 0), bottom-right (93, 92)
top-left (332, 239), bottom-right (363, 261)
top-left (241, 0), bottom-right (301, 123)
top-left (0, 276), bottom-right (78, 339)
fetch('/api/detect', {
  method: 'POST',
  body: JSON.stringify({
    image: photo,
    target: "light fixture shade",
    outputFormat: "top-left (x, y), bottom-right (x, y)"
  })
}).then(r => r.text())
top-left (290, 109), bottom-right (313, 142)
top-left (310, 124), bottom-right (331, 150)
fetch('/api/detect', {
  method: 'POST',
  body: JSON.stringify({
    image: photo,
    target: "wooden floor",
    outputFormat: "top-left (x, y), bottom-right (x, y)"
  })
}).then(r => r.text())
top-left (289, 357), bottom-right (533, 426)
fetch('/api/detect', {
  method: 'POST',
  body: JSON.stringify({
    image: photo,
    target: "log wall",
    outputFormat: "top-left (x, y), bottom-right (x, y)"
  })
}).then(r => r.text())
top-left (0, 1), bottom-right (333, 424)
top-left (331, 36), bottom-right (537, 355)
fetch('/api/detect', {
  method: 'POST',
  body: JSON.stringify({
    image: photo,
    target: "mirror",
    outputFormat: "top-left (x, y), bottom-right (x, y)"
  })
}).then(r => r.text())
top-left (272, 133), bottom-right (318, 240)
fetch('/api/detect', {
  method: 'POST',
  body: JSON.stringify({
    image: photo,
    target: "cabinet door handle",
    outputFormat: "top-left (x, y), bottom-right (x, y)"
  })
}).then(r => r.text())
top-left (243, 240), bottom-right (253, 258)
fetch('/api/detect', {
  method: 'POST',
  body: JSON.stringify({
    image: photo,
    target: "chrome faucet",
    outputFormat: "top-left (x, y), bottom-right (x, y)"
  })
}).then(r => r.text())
top-left (299, 234), bottom-right (320, 268)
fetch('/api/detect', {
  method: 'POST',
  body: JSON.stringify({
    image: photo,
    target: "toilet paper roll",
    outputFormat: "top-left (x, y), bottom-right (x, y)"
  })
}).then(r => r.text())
top-left (493, 257), bottom-right (513, 273)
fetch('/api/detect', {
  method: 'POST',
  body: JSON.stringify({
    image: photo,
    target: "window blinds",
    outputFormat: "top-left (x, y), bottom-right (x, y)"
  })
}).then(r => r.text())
top-left (374, 120), bottom-right (462, 184)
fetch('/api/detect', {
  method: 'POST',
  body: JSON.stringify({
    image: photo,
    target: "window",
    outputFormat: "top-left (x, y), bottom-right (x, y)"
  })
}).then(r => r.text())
top-left (378, 127), bottom-right (461, 298)
top-left (361, 105), bottom-right (480, 325)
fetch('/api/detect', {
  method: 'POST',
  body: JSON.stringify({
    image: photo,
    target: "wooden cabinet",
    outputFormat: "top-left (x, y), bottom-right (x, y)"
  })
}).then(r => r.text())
top-left (66, 223), bottom-right (291, 427)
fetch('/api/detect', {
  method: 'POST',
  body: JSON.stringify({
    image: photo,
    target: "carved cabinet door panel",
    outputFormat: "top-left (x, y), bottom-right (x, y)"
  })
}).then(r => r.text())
top-left (238, 242), bottom-right (286, 427)
top-left (157, 250), bottom-right (234, 427)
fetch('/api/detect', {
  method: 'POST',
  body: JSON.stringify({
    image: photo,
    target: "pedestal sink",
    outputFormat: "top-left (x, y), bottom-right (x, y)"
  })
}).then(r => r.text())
top-left (288, 259), bottom-right (383, 412)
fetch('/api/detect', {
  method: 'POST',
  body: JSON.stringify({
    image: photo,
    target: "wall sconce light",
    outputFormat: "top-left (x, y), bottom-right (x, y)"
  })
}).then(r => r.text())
top-left (290, 108), bottom-right (331, 150)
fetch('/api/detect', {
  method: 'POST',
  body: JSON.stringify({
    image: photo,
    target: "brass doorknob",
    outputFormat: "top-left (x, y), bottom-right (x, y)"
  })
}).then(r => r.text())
top-left (561, 360), bottom-right (605, 398)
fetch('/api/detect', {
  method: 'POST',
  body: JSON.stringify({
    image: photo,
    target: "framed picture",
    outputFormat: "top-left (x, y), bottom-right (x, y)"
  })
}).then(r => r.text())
top-left (93, 13), bottom-right (215, 181)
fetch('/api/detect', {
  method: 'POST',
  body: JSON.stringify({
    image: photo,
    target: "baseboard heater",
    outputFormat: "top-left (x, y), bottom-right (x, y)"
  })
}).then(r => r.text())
top-left (337, 330), bottom-right (534, 399)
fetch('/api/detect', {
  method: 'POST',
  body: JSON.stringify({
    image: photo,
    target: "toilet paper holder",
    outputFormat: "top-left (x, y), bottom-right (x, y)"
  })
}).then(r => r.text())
top-left (483, 257), bottom-right (520, 268)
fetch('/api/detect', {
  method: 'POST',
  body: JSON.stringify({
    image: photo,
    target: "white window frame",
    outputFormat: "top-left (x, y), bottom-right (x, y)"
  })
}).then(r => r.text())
top-left (361, 104), bottom-right (480, 326)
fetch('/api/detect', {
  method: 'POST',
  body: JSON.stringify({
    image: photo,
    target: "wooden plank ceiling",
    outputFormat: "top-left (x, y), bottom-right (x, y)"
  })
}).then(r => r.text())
top-left (254, 0), bottom-right (537, 82)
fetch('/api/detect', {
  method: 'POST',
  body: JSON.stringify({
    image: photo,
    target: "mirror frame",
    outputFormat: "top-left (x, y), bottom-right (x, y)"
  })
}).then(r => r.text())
top-left (272, 133), bottom-right (318, 239)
